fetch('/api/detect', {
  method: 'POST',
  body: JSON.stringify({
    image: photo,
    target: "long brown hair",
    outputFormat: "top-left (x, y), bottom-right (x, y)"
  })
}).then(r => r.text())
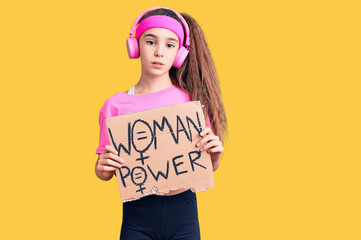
top-left (139, 8), bottom-right (228, 143)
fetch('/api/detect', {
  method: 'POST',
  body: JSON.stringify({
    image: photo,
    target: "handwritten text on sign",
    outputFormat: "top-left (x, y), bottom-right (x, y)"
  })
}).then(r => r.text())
top-left (106, 101), bottom-right (214, 202)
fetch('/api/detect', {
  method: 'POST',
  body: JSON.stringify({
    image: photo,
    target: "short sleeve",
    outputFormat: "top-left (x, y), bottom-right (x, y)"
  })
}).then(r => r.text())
top-left (205, 114), bottom-right (213, 132)
top-left (96, 109), bottom-right (110, 154)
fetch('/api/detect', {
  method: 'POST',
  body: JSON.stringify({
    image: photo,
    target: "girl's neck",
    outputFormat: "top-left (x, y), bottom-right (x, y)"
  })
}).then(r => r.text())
top-left (135, 73), bottom-right (173, 95)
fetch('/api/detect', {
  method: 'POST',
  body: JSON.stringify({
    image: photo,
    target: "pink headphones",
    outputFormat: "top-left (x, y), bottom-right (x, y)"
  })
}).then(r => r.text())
top-left (126, 7), bottom-right (191, 68)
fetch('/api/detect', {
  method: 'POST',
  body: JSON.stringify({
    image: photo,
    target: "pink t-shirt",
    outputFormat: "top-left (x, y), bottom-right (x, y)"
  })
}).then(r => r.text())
top-left (96, 85), bottom-right (211, 154)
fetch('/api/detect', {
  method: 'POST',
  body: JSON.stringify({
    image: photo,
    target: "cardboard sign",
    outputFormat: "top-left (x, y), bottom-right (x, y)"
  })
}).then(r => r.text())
top-left (106, 101), bottom-right (215, 202)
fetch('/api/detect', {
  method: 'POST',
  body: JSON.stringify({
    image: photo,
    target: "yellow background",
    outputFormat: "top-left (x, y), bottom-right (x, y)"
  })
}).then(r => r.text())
top-left (1, 0), bottom-right (360, 239)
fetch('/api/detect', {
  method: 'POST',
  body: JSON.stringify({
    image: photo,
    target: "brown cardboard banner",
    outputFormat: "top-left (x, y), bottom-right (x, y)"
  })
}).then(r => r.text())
top-left (106, 101), bottom-right (215, 202)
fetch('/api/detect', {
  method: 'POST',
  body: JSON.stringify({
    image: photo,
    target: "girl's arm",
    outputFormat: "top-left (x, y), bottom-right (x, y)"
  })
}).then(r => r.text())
top-left (212, 158), bottom-right (221, 172)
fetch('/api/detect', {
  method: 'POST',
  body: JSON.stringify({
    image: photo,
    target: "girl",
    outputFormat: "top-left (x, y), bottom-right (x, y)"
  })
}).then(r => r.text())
top-left (95, 7), bottom-right (228, 240)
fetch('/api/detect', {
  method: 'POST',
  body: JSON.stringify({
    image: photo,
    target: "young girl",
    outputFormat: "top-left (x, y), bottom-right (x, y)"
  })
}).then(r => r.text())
top-left (95, 7), bottom-right (227, 239)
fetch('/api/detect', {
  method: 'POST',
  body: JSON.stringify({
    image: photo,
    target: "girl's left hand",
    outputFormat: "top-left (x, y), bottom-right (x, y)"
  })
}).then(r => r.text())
top-left (196, 127), bottom-right (224, 164)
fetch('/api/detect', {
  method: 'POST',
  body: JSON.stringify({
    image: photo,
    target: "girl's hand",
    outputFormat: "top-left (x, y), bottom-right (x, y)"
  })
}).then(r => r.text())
top-left (95, 145), bottom-right (125, 181)
top-left (196, 127), bottom-right (224, 171)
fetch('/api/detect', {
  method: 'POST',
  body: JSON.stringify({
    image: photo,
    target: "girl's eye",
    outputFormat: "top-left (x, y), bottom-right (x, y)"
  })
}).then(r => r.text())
top-left (146, 40), bottom-right (155, 45)
top-left (167, 44), bottom-right (175, 48)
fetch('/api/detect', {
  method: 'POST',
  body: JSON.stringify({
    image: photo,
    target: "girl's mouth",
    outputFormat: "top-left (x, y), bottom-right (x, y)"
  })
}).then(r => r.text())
top-left (152, 62), bottom-right (164, 68)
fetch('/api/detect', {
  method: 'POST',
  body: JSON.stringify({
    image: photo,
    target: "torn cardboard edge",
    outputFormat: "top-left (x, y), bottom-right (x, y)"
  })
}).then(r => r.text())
top-left (120, 178), bottom-right (215, 203)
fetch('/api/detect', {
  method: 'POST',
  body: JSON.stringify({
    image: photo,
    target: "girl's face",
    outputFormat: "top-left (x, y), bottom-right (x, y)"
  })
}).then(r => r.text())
top-left (138, 27), bottom-right (180, 77)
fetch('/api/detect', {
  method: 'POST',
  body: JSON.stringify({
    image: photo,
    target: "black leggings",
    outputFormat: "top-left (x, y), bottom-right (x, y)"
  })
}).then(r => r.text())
top-left (120, 189), bottom-right (201, 240)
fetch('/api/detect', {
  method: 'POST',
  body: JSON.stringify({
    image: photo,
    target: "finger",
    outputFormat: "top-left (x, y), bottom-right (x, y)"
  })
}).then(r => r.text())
top-left (105, 152), bottom-right (124, 162)
top-left (105, 158), bottom-right (123, 168)
top-left (102, 153), bottom-right (125, 164)
top-left (200, 140), bottom-right (221, 152)
top-left (104, 145), bottom-right (119, 155)
top-left (196, 134), bottom-right (218, 149)
top-left (200, 127), bottom-right (212, 137)
top-left (207, 145), bottom-right (224, 153)
top-left (99, 157), bottom-right (123, 168)
top-left (99, 165), bottom-right (118, 172)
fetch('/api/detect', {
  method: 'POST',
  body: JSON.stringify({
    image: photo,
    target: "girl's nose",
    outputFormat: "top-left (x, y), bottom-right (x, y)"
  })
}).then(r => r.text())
top-left (154, 46), bottom-right (164, 57)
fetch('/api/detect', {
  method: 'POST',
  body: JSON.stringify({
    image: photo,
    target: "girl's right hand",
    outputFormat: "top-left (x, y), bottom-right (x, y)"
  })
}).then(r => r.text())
top-left (95, 145), bottom-right (125, 180)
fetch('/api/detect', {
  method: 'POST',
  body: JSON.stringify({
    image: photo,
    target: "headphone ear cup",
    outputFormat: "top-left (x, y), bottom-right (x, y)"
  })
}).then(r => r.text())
top-left (126, 37), bottom-right (139, 59)
top-left (173, 46), bottom-right (189, 68)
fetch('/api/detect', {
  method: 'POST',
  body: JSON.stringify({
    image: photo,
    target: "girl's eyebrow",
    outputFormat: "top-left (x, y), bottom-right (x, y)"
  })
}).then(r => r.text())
top-left (144, 33), bottom-right (178, 42)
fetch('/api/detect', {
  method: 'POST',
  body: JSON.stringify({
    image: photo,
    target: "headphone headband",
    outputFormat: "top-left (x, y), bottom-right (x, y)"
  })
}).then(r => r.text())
top-left (129, 7), bottom-right (190, 48)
